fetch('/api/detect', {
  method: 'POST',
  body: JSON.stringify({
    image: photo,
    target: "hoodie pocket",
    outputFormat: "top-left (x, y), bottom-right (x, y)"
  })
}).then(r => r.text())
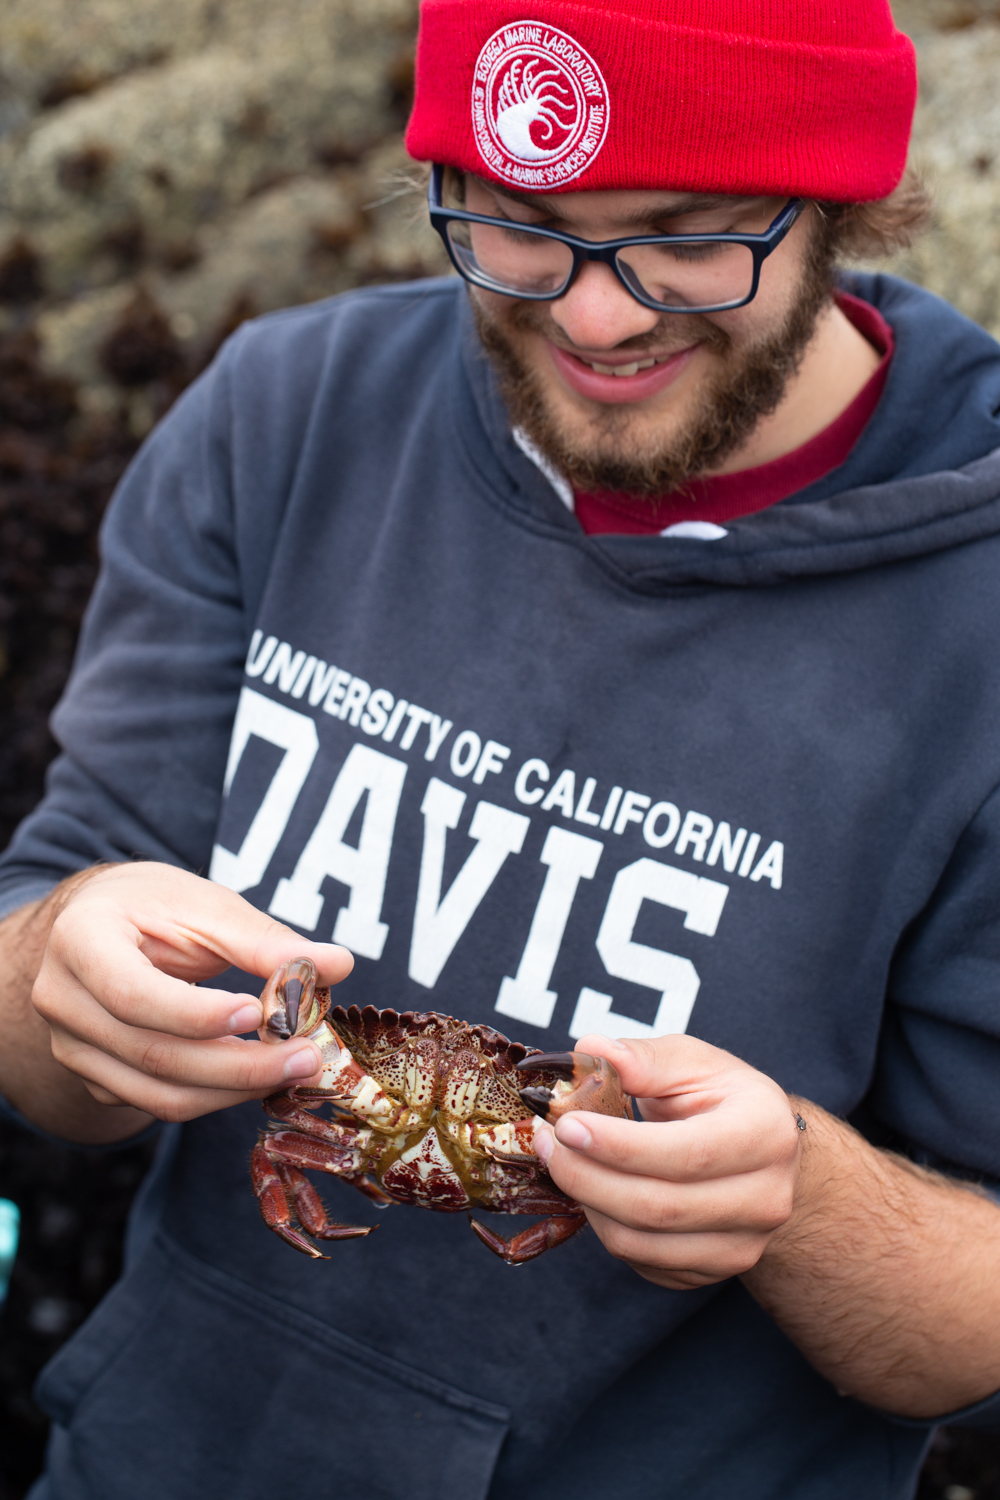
top-left (36, 1232), bottom-right (509, 1500)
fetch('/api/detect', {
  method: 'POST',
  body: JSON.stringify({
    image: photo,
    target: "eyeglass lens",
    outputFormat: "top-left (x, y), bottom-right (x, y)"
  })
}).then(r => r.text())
top-left (445, 219), bottom-right (756, 311)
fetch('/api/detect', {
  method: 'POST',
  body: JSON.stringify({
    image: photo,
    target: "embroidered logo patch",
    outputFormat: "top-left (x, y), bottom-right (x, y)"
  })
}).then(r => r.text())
top-left (472, 22), bottom-right (610, 189)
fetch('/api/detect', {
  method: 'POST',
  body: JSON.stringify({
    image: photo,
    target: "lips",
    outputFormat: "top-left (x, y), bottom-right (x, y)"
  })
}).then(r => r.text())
top-left (547, 340), bottom-right (700, 405)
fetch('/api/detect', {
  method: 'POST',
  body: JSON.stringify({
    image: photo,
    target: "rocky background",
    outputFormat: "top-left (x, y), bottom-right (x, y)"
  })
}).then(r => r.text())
top-left (0, 1), bottom-right (998, 1496)
top-left (0, 0), bottom-right (449, 847)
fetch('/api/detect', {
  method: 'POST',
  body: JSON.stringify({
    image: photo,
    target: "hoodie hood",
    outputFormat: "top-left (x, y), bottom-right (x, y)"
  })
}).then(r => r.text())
top-left (462, 271), bottom-right (1000, 589)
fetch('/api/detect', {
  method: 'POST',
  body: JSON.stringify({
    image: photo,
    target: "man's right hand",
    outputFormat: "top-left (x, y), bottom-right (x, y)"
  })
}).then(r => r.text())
top-left (1, 862), bottom-right (353, 1142)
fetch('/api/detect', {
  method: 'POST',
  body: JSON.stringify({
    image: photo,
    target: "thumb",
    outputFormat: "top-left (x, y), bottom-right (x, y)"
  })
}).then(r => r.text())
top-left (73, 863), bottom-right (355, 989)
top-left (572, 1031), bottom-right (733, 1103)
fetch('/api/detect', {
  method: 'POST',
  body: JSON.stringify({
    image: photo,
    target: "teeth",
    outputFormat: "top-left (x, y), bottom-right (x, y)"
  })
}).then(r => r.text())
top-left (589, 358), bottom-right (657, 377)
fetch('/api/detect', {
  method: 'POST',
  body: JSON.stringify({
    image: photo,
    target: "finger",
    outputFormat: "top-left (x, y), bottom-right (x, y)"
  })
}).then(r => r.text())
top-left (36, 942), bottom-right (264, 1044)
top-left (573, 1031), bottom-right (751, 1104)
top-left (44, 908), bottom-right (351, 1042)
top-left (584, 1207), bottom-right (772, 1285)
top-left (48, 1000), bottom-right (323, 1096)
top-left (543, 1106), bottom-right (795, 1183)
top-left (539, 1130), bottom-right (792, 1234)
top-left (84, 1083), bottom-right (129, 1107)
top-left (86, 865), bottom-right (357, 987)
top-left (133, 929), bottom-right (354, 989)
top-left (72, 1039), bottom-right (292, 1124)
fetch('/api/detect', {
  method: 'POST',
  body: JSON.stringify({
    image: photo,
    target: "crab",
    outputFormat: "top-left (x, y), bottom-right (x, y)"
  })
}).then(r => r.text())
top-left (250, 958), bottom-right (633, 1265)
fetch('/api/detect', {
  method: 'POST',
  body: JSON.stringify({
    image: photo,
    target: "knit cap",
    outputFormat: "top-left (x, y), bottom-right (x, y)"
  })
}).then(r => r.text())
top-left (405, 0), bottom-right (918, 201)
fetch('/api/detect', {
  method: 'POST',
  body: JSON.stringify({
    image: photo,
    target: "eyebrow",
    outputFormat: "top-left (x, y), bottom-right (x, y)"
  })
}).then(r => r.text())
top-left (487, 185), bottom-right (760, 225)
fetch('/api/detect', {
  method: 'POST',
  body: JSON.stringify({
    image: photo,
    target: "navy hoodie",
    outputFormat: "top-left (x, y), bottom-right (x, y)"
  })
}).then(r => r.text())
top-left (3, 273), bottom-right (1000, 1500)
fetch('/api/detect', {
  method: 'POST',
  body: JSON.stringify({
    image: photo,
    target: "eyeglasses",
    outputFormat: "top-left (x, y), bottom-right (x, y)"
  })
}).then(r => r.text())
top-left (428, 164), bottom-right (805, 316)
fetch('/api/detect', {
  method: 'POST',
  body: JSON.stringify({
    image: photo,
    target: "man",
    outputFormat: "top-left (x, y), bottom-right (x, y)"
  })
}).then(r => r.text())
top-left (2, 0), bottom-right (1000, 1495)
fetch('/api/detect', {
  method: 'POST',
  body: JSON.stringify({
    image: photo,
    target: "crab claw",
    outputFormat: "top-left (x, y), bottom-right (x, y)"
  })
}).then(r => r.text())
top-left (520, 1051), bottom-right (577, 1078)
top-left (258, 958), bottom-right (331, 1044)
top-left (518, 1086), bottom-right (559, 1120)
top-left (516, 1051), bottom-right (633, 1122)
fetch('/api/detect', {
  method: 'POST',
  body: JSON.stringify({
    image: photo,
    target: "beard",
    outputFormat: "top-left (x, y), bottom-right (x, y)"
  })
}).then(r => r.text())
top-left (471, 222), bottom-right (837, 500)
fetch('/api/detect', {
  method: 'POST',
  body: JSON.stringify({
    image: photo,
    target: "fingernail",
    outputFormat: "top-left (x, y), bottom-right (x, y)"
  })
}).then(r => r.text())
top-left (228, 1004), bottom-right (262, 1034)
top-left (578, 1034), bottom-right (629, 1054)
top-left (283, 1046), bottom-right (320, 1081)
top-left (533, 1122), bottom-right (554, 1165)
top-left (557, 1116), bottom-right (592, 1151)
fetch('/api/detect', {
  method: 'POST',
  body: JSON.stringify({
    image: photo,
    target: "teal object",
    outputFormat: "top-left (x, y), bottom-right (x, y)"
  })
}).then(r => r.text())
top-left (0, 1199), bottom-right (20, 1302)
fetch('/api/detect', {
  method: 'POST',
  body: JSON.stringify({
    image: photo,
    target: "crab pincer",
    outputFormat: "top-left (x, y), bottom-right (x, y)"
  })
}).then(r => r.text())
top-left (259, 957), bottom-right (331, 1042)
top-left (252, 959), bottom-right (376, 1255)
top-left (516, 1051), bottom-right (635, 1123)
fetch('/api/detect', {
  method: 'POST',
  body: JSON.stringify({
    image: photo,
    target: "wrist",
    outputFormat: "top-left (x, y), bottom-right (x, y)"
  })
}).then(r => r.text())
top-left (0, 865), bottom-right (154, 1144)
top-left (750, 1099), bottom-right (867, 1267)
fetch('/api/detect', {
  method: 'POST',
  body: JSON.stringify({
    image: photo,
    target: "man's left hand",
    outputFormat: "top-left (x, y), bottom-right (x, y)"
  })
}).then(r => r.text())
top-left (532, 1032), bottom-right (802, 1290)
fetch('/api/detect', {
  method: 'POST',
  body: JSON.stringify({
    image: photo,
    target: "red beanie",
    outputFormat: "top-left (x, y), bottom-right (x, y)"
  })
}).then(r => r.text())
top-left (405, 1), bottom-right (918, 202)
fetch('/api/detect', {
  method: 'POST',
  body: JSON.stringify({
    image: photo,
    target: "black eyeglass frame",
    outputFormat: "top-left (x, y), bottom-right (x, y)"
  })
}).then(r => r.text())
top-left (428, 164), bottom-right (805, 316)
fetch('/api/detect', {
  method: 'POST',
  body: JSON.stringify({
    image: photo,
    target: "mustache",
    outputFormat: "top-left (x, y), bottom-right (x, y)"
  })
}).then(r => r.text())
top-left (493, 295), bottom-right (734, 361)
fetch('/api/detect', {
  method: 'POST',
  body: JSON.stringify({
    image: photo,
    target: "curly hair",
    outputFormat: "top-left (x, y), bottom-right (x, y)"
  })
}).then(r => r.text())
top-left (815, 168), bottom-right (934, 261)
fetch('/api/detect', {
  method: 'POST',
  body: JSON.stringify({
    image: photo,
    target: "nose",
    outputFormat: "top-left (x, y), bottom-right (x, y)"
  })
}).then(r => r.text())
top-left (549, 259), bottom-right (662, 351)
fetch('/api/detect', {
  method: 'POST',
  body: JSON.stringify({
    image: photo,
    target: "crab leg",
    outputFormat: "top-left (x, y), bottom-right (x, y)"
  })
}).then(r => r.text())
top-left (251, 1143), bottom-right (316, 1256)
top-left (275, 1162), bottom-right (376, 1244)
top-left (265, 1126), bottom-right (375, 1179)
top-left (263, 1092), bottom-right (362, 1143)
top-left (350, 1175), bottom-right (399, 1207)
top-left (481, 1172), bottom-right (581, 1217)
top-left (469, 1211), bottom-right (587, 1265)
top-left (470, 1117), bottom-right (538, 1165)
top-left (267, 1125), bottom-right (398, 1206)
top-left (250, 1143), bottom-right (374, 1258)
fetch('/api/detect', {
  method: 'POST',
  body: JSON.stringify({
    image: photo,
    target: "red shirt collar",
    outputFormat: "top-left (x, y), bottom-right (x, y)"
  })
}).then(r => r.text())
top-left (573, 292), bottom-right (895, 537)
